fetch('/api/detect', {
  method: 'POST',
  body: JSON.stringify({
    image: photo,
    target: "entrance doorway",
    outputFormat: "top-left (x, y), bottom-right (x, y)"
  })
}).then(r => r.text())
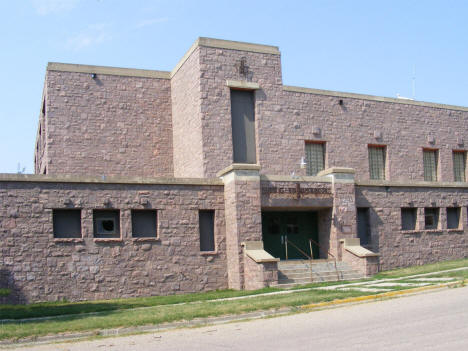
top-left (262, 211), bottom-right (319, 260)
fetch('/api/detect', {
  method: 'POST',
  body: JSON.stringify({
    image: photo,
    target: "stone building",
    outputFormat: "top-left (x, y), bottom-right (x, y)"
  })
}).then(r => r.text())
top-left (1, 37), bottom-right (467, 303)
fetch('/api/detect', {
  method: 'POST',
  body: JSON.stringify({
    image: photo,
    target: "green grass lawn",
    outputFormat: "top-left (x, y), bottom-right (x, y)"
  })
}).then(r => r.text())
top-left (0, 257), bottom-right (467, 341)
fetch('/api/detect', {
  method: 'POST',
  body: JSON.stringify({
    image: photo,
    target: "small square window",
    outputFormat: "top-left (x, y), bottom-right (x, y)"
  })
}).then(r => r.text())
top-left (93, 210), bottom-right (120, 238)
top-left (53, 209), bottom-right (81, 238)
top-left (401, 208), bottom-right (417, 230)
top-left (199, 210), bottom-right (215, 252)
top-left (424, 208), bottom-right (439, 230)
top-left (132, 210), bottom-right (157, 238)
top-left (447, 207), bottom-right (461, 229)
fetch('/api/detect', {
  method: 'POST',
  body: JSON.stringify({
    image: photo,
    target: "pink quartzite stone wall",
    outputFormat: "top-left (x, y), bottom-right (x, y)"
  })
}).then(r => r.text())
top-left (0, 180), bottom-right (226, 303)
top-left (243, 256), bottom-right (278, 290)
top-left (36, 71), bottom-right (173, 178)
top-left (356, 185), bottom-right (468, 270)
top-left (222, 170), bottom-right (263, 289)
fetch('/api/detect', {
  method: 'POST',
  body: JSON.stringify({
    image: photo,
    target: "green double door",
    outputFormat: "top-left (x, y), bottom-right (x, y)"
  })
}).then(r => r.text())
top-left (262, 211), bottom-right (319, 260)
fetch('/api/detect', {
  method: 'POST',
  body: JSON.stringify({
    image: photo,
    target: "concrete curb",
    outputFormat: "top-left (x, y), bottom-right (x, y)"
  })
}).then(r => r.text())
top-left (1, 279), bottom-right (466, 348)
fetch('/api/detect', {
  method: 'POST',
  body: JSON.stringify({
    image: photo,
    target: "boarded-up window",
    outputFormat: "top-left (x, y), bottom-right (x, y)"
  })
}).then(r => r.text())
top-left (447, 207), bottom-right (461, 229)
top-left (424, 208), bottom-right (439, 229)
top-left (199, 210), bottom-right (215, 252)
top-left (453, 151), bottom-right (466, 182)
top-left (53, 209), bottom-right (81, 238)
top-left (401, 208), bottom-right (417, 230)
top-left (230, 90), bottom-right (256, 164)
top-left (357, 208), bottom-right (371, 246)
top-left (93, 210), bottom-right (120, 238)
top-left (132, 210), bottom-right (157, 238)
top-left (423, 149), bottom-right (438, 181)
top-left (368, 146), bottom-right (386, 180)
top-left (305, 142), bottom-right (325, 176)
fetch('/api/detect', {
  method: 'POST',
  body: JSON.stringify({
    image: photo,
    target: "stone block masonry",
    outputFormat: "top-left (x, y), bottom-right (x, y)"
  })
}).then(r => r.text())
top-left (0, 177), bottom-right (226, 303)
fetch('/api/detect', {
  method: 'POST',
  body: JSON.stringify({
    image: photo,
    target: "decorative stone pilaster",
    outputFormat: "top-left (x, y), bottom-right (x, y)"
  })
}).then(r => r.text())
top-left (217, 164), bottom-right (263, 289)
top-left (318, 168), bottom-right (357, 260)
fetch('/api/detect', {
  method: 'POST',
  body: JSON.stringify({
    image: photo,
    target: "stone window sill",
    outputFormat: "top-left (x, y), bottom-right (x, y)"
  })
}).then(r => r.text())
top-left (425, 229), bottom-right (443, 234)
top-left (401, 230), bottom-right (421, 234)
top-left (53, 238), bottom-right (84, 243)
top-left (447, 229), bottom-right (464, 233)
top-left (132, 237), bottom-right (160, 242)
top-left (200, 251), bottom-right (218, 256)
top-left (93, 238), bottom-right (123, 243)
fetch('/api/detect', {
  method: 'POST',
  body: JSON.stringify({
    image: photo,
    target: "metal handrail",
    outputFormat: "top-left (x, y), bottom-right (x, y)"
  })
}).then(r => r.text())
top-left (308, 238), bottom-right (340, 281)
top-left (285, 237), bottom-right (313, 260)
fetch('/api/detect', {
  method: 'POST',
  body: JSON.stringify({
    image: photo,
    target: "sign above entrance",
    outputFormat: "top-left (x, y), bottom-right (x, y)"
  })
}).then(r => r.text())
top-left (262, 183), bottom-right (332, 199)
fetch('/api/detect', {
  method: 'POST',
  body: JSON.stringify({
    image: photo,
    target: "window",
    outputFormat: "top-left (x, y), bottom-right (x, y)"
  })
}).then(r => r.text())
top-left (357, 208), bottom-right (371, 246)
top-left (424, 208), bottom-right (439, 230)
top-left (199, 210), bottom-right (215, 252)
top-left (447, 207), bottom-right (461, 229)
top-left (93, 210), bottom-right (120, 238)
top-left (132, 210), bottom-right (157, 238)
top-left (305, 142), bottom-right (325, 176)
top-left (53, 209), bottom-right (81, 238)
top-left (368, 145), bottom-right (386, 180)
top-left (230, 90), bottom-right (256, 164)
top-left (401, 208), bottom-right (417, 231)
top-left (423, 149), bottom-right (438, 181)
top-left (453, 151), bottom-right (466, 182)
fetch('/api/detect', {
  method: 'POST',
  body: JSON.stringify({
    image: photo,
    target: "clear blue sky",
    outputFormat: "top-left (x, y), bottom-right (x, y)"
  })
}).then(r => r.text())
top-left (1, 0), bottom-right (467, 173)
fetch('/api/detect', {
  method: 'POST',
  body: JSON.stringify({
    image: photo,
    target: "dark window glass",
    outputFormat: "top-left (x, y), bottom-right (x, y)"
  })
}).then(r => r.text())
top-left (93, 210), bottom-right (120, 238)
top-left (132, 210), bottom-right (157, 238)
top-left (401, 208), bottom-right (417, 230)
top-left (230, 90), bottom-right (256, 164)
top-left (199, 210), bottom-right (215, 252)
top-left (357, 208), bottom-right (371, 245)
top-left (424, 208), bottom-right (439, 230)
top-left (447, 207), bottom-right (461, 229)
top-left (53, 209), bottom-right (81, 238)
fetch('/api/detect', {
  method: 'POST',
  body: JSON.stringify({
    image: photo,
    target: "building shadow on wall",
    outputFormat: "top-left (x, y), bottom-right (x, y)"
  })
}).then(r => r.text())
top-left (0, 268), bottom-right (26, 305)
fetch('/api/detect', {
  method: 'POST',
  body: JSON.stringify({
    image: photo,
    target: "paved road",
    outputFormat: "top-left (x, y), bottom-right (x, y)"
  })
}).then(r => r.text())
top-left (9, 286), bottom-right (468, 351)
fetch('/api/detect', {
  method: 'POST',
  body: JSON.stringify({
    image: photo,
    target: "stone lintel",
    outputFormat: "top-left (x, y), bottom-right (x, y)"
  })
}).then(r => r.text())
top-left (216, 163), bottom-right (261, 178)
top-left (226, 80), bottom-right (260, 90)
top-left (260, 174), bottom-right (332, 183)
top-left (356, 180), bottom-right (468, 189)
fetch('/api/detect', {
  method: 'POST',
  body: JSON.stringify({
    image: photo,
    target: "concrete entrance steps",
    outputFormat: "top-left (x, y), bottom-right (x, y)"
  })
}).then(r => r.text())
top-left (272, 259), bottom-right (363, 289)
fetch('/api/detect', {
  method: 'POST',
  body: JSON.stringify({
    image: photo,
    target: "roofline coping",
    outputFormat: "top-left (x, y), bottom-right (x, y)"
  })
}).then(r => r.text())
top-left (356, 180), bottom-right (468, 189)
top-left (283, 85), bottom-right (468, 112)
top-left (47, 62), bottom-right (171, 79)
top-left (0, 173), bottom-right (223, 186)
top-left (171, 37), bottom-right (280, 78)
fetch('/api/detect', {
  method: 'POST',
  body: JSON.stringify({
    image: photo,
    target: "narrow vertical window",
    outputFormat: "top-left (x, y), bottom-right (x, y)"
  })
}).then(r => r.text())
top-left (401, 208), bottom-right (417, 230)
top-left (230, 90), bottom-right (256, 164)
top-left (423, 149), bottom-right (438, 181)
top-left (305, 142), bottom-right (325, 176)
top-left (453, 151), bottom-right (466, 182)
top-left (447, 207), bottom-right (461, 229)
top-left (199, 210), bottom-right (215, 252)
top-left (368, 145), bottom-right (386, 180)
top-left (357, 208), bottom-right (371, 246)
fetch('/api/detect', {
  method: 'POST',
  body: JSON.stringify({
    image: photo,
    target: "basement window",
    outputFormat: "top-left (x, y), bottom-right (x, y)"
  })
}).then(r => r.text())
top-left (131, 210), bottom-right (157, 238)
top-left (93, 210), bottom-right (120, 238)
top-left (53, 209), bottom-right (82, 238)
